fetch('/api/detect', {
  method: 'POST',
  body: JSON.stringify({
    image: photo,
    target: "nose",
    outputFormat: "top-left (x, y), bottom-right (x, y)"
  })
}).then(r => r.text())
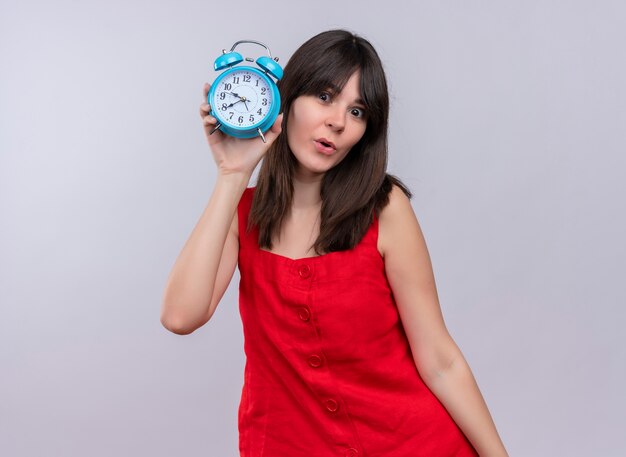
top-left (325, 105), bottom-right (346, 132)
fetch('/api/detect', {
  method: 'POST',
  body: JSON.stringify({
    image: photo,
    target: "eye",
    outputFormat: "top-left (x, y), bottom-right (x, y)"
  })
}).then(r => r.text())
top-left (350, 107), bottom-right (366, 118)
top-left (318, 92), bottom-right (331, 102)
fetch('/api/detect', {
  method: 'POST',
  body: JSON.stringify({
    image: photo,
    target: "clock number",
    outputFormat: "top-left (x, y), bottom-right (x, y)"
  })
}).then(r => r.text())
top-left (262, 98), bottom-right (268, 106)
top-left (221, 103), bottom-right (228, 111)
top-left (238, 116), bottom-right (244, 123)
top-left (261, 87), bottom-right (266, 95)
top-left (232, 76), bottom-right (240, 84)
top-left (229, 112), bottom-right (234, 120)
top-left (249, 115), bottom-right (254, 122)
top-left (243, 75), bottom-right (251, 82)
top-left (255, 79), bottom-right (259, 86)
top-left (257, 108), bottom-right (262, 115)
top-left (219, 92), bottom-right (226, 100)
top-left (224, 83), bottom-right (232, 90)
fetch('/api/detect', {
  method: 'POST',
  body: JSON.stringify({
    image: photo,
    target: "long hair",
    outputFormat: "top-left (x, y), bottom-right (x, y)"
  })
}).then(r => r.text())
top-left (249, 29), bottom-right (411, 253)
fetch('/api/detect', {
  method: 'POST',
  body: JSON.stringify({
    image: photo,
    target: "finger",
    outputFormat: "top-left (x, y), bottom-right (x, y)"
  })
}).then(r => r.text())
top-left (203, 82), bottom-right (211, 100)
top-left (202, 113), bottom-right (218, 126)
top-left (199, 102), bottom-right (211, 118)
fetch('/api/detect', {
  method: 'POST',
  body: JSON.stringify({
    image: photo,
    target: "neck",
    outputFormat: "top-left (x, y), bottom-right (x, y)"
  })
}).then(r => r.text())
top-left (292, 173), bottom-right (323, 210)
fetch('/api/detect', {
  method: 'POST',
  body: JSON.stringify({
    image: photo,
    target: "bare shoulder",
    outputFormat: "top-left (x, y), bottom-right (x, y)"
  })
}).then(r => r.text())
top-left (377, 183), bottom-right (420, 258)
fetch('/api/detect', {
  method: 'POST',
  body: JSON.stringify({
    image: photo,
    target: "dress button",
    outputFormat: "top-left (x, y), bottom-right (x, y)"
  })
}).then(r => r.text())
top-left (345, 448), bottom-right (359, 457)
top-left (297, 306), bottom-right (311, 321)
top-left (325, 398), bottom-right (339, 412)
top-left (298, 264), bottom-right (311, 279)
top-left (308, 354), bottom-right (322, 368)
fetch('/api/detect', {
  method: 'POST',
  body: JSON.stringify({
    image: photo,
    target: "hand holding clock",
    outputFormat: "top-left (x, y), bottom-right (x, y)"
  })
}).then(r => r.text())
top-left (200, 82), bottom-right (283, 178)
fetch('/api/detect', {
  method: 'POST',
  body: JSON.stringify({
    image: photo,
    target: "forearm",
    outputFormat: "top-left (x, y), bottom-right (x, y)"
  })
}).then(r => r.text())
top-left (160, 172), bottom-right (249, 333)
top-left (422, 349), bottom-right (509, 457)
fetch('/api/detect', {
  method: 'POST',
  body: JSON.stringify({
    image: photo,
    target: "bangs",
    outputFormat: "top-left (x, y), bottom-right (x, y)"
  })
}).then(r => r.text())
top-left (292, 40), bottom-right (371, 107)
top-left (298, 63), bottom-right (359, 98)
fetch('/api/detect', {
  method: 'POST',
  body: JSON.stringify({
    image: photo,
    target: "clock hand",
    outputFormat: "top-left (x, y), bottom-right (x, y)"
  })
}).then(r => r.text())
top-left (226, 99), bottom-right (244, 108)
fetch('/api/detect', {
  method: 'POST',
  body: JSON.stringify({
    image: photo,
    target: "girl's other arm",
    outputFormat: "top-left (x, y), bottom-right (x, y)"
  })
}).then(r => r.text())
top-left (378, 185), bottom-right (509, 457)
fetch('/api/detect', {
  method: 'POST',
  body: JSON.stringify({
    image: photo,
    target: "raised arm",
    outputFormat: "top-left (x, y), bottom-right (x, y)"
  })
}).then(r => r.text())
top-left (378, 185), bottom-right (508, 456)
top-left (160, 83), bottom-right (282, 335)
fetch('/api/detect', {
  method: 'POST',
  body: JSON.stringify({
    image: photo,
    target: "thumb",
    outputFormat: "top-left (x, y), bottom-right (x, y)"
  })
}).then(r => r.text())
top-left (262, 113), bottom-right (283, 146)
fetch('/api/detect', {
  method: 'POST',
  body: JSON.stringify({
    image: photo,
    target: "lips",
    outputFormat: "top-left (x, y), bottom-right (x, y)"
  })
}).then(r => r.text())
top-left (314, 138), bottom-right (336, 155)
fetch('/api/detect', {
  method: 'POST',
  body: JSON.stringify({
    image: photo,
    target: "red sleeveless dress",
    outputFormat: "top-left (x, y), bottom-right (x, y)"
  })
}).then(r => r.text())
top-left (237, 187), bottom-right (478, 457)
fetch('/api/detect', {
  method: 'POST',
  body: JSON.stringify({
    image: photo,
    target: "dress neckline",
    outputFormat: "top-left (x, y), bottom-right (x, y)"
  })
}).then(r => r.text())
top-left (257, 247), bottom-right (343, 263)
top-left (240, 187), bottom-right (381, 263)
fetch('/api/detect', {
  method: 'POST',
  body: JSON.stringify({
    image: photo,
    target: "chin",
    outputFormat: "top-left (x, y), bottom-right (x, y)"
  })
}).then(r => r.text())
top-left (296, 166), bottom-right (329, 177)
top-left (296, 160), bottom-right (336, 176)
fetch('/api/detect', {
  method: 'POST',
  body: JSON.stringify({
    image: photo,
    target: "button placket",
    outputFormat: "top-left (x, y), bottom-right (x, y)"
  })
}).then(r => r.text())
top-left (291, 261), bottom-right (356, 448)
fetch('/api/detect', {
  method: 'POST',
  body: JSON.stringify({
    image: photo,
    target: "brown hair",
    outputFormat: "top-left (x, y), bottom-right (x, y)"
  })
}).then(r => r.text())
top-left (249, 29), bottom-right (411, 254)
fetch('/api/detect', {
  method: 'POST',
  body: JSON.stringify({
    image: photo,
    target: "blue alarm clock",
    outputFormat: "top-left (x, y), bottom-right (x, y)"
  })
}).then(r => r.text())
top-left (208, 40), bottom-right (283, 142)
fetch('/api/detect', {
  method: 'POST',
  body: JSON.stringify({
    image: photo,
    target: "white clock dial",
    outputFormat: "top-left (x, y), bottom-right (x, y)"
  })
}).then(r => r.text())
top-left (212, 69), bottom-right (274, 128)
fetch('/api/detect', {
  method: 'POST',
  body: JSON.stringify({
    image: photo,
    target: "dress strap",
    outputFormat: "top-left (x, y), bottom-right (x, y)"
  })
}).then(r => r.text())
top-left (359, 211), bottom-right (380, 254)
top-left (237, 187), bottom-right (257, 249)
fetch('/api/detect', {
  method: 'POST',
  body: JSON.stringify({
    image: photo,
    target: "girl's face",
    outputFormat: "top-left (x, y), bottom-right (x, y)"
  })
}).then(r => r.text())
top-left (286, 71), bottom-right (367, 178)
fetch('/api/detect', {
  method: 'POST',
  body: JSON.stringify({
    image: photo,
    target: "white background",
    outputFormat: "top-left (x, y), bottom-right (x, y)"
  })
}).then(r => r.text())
top-left (1, 1), bottom-right (624, 456)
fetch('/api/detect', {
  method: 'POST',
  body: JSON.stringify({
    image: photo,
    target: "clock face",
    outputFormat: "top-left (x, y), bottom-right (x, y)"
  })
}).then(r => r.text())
top-left (211, 68), bottom-right (274, 129)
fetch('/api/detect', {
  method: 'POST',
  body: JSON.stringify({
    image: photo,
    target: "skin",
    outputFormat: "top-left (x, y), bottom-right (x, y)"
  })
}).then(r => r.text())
top-left (161, 69), bottom-right (509, 456)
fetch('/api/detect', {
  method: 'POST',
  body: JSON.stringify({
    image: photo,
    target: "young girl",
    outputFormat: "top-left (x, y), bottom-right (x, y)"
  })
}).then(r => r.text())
top-left (161, 30), bottom-right (508, 457)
